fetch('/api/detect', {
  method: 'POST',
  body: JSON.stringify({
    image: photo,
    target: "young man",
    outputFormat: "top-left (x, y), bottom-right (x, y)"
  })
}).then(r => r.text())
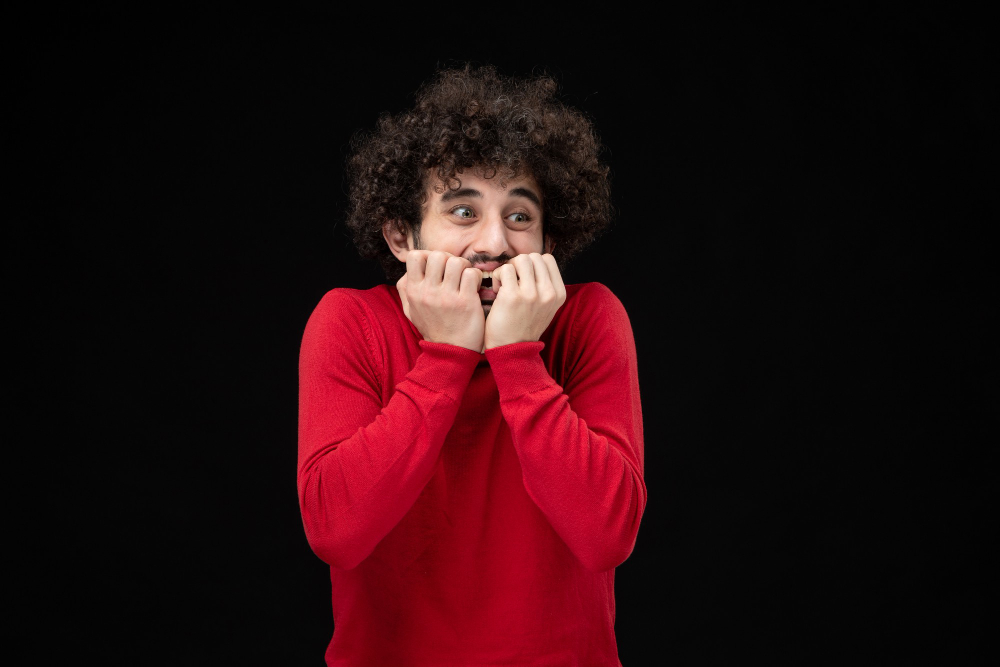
top-left (298, 65), bottom-right (646, 666)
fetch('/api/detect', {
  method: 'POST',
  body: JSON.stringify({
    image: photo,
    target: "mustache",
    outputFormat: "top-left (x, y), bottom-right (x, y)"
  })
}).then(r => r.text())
top-left (465, 252), bottom-right (513, 265)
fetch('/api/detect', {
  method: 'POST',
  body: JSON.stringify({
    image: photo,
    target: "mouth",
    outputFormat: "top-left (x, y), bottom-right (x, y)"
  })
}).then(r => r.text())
top-left (479, 270), bottom-right (496, 303)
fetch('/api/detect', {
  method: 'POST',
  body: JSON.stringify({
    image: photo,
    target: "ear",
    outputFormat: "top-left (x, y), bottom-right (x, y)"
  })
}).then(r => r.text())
top-left (544, 235), bottom-right (556, 254)
top-left (382, 221), bottom-right (412, 262)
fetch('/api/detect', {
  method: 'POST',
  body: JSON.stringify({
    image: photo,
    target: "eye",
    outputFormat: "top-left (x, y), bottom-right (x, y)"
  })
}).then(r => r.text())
top-left (452, 205), bottom-right (475, 219)
top-left (507, 212), bottom-right (531, 224)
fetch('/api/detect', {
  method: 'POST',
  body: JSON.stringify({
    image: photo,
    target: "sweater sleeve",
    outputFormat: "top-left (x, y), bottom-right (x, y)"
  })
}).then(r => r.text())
top-left (297, 290), bottom-right (481, 570)
top-left (484, 284), bottom-right (646, 572)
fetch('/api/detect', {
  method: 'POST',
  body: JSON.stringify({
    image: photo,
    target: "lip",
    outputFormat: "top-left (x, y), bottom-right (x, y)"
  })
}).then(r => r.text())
top-left (472, 262), bottom-right (503, 272)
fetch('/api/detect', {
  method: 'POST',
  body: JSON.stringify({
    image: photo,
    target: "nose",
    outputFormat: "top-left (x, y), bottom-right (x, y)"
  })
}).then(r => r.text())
top-left (472, 212), bottom-right (511, 258)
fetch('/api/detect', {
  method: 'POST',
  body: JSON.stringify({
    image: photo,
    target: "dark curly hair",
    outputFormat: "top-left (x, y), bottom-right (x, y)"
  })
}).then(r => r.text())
top-left (345, 64), bottom-right (612, 280)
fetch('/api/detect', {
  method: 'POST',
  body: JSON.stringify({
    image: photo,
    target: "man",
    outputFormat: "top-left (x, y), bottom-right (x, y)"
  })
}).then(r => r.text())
top-left (298, 65), bottom-right (646, 666)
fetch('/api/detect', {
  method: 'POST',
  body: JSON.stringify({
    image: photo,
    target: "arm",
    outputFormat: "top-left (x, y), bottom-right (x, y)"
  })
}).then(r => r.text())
top-left (297, 290), bottom-right (480, 570)
top-left (486, 283), bottom-right (646, 572)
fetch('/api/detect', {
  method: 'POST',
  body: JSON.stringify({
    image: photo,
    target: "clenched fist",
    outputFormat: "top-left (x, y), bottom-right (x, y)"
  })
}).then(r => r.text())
top-left (484, 253), bottom-right (566, 350)
top-left (396, 250), bottom-right (486, 352)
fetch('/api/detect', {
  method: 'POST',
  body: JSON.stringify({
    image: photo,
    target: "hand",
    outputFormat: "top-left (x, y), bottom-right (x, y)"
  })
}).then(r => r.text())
top-left (396, 250), bottom-right (486, 352)
top-left (484, 253), bottom-right (566, 350)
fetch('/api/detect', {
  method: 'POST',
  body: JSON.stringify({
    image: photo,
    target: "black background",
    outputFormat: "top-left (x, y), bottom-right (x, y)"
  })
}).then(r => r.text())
top-left (19, 5), bottom-right (992, 664)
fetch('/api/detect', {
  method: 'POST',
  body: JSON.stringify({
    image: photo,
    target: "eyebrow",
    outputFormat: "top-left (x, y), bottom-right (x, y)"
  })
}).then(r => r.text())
top-left (439, 188), bottom-right (482, 203)
top-left (438, 186), bottom-right (543, 208)
top-left (510, 187), bottom-right (542, 208)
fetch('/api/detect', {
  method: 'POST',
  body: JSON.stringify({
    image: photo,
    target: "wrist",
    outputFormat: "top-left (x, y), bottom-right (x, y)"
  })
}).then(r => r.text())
top-left (484, 336), bottom-right (532, 350)
top-left (426, 331), bottom-right (485, 353)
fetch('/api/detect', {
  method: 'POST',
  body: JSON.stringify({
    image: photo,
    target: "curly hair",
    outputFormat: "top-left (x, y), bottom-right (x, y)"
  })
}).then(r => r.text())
top-left (345, 64), bottom-right (612, 280)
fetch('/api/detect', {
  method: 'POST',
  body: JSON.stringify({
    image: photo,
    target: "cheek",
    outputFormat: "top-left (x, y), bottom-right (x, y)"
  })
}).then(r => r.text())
top-left (418, 223), bottom-right (470, 255)
top-left (510, 229), bottom-right (546, 254)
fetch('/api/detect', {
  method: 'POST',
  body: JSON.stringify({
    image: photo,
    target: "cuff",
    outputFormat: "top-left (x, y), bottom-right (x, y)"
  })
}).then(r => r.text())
top-left (409, 340), bottom-right (482, 403)
top-left (485, 342), bottom-right (555, 401)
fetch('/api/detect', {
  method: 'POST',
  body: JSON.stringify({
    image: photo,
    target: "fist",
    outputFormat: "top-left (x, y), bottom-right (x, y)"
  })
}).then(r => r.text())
top-left (396, 250), bottom-right (486, 352)
top-left (484, 253), bottom-right (566, 349)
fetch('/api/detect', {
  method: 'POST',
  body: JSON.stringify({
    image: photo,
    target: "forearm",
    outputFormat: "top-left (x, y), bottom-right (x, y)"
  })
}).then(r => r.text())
top-left (297, 292), bottom-right (480, 569)
top-left (487, 342), bottom-right (646, 572)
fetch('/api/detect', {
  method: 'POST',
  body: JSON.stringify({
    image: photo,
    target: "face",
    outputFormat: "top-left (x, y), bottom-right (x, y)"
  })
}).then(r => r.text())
top-left (390, 168), bottom-right (550, 314)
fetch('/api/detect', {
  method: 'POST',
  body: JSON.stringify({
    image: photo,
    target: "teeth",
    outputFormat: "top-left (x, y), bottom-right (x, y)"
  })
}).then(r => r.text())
top-left (481, 270), bottom-right (493, 279)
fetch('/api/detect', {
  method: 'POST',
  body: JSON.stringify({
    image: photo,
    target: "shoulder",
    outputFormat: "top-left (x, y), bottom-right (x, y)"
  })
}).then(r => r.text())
top-left (300, 285), bottom-right (406, 377)
top-left (565, 282), bottom-right (621, 305)
top-left (308, 285), bottom-right (399, 326)
top-left (542, 282), bottom-right (638, 385)
top-left (562, 282), bottom-right (632, 328)
top-left (302, 285), bottom-right (402, 346)
top-left (545, 282), bottom-right (634, 354)
top-left (313, 284), bottom-right (399, 314)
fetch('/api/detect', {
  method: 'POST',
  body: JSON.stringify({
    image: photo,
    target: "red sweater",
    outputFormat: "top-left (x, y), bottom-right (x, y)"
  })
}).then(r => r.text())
top-left (298, 282), bottom-right (645, 666)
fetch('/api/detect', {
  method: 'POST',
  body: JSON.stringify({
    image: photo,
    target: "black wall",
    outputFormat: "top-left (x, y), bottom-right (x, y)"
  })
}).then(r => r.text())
top-left (21, 6), bottom-right (991, 664)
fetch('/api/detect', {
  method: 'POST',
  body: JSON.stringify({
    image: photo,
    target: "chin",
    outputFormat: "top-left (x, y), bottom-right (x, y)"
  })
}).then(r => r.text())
top-left (481, 303), bottom-right (493, 316)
